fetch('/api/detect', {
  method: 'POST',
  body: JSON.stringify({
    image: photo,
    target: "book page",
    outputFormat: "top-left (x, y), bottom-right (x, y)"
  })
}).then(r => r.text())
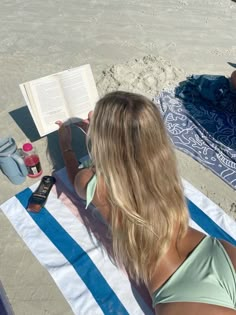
top-left (59, 64), bottom-right (99, 119)
top-left (20, 83), bottom-right (45, 136)
top-left (28, 76), bottom-right (70, 136)
top-left (19, 83), bottom-right (34, 120)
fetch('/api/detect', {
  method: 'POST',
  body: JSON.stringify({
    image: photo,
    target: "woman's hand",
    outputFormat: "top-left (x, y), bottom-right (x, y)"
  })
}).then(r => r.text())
top-left (56, 111), bottom-right (93, 150)
top-left (76, 111), bottom-right (93, 134)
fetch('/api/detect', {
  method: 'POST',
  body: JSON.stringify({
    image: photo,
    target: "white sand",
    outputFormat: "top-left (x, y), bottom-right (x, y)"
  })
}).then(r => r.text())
top-left (96, 55), bottom-right (186, 97)
top-left (0, 0), bottom-right (236, 314)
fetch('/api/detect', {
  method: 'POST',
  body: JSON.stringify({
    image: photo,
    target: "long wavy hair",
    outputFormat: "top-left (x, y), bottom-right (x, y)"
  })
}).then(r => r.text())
top-left (87, 91), bottom-right (189, 285)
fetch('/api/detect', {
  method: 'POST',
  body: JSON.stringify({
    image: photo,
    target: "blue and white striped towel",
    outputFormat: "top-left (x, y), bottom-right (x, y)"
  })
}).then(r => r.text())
top-left (1, 168), bottom-right (236, 315)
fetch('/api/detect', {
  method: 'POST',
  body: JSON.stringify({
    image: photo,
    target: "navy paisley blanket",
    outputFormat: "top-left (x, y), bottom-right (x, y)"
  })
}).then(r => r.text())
top-left (154, 75), bottom-right (236, 189)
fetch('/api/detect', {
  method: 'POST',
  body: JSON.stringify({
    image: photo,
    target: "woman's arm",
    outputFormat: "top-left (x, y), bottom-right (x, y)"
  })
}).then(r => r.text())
top-left (57, 120), bottom-right (111, 221)
top-left (61, 148), bottom-right (81, 185)
top-left (56, 113), bottom-right (93, 186)
top-left (56, 121), bottom-right (81, 185)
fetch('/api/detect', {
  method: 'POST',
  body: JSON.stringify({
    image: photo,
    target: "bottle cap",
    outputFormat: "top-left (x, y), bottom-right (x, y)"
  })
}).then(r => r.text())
top-left (22, 143), bottom-right (33, 152)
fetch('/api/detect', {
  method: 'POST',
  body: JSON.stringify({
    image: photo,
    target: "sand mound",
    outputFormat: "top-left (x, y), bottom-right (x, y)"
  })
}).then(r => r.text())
top-left (96, 55), bottom-right (186, 98)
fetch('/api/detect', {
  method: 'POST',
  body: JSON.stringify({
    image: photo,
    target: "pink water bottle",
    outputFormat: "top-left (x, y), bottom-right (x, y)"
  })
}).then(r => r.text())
top-left (22, 143), bottom-right (42, 178)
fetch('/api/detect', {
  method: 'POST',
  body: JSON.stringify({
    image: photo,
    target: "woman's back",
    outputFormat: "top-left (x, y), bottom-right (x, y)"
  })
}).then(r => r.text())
top-left (59, 90), bottom-right (236, 315)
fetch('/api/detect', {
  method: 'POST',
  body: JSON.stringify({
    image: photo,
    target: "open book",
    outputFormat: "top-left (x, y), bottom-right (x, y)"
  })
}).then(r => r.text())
top-left (20, 64), bottom-right (99, 137)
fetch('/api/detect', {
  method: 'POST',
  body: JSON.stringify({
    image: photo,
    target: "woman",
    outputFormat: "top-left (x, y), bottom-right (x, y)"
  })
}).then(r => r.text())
top-left (57, 91), bottom-right (236, 315)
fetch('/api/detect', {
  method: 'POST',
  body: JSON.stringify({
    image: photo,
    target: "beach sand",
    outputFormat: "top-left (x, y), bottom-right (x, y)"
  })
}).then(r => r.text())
top-left (0, 0), bottom-right (235, 314)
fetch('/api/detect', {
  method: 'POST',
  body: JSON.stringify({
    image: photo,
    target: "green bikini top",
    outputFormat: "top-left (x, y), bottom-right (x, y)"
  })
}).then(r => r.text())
top-left (152, 237), bottom-right (236, 310)
top-left (85, 174), bottom-right (97, 209)
top-left (78, 157), bottom-right (97, 209)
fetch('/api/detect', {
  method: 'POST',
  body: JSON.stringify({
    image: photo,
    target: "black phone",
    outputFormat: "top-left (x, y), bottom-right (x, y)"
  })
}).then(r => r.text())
top-left (27, 176), bottom-right (56, 213)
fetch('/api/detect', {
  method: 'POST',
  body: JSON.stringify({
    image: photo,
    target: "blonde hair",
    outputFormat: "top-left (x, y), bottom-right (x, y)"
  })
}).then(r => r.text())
top-left (88, 91), bottom-right (189, 285)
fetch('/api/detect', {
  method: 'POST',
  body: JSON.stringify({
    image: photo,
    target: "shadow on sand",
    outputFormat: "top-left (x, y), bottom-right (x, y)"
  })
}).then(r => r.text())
top-left (9, 105), bottom-right (40, 142)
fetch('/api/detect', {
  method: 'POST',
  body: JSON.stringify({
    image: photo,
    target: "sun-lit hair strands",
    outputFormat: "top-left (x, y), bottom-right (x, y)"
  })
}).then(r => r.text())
top-left (87, 91), bottom-right (189, 285)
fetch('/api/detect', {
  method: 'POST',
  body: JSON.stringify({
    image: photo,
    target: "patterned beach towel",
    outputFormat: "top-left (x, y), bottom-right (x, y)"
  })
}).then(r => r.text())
top-left (1, 168), bottom-right (236, 315)
top-left (154, 75), bottom-right (236, 189)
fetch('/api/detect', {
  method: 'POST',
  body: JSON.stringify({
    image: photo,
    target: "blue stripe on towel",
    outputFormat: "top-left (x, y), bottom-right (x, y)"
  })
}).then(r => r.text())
top-left (16, 188), bottom-right (129, 315)
top-left (187, 199), bottom-right (236, 246)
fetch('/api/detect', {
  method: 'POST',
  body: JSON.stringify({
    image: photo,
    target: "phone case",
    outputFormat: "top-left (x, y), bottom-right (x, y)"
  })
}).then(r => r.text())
top-left (27, 176), bottom-right (56, 213)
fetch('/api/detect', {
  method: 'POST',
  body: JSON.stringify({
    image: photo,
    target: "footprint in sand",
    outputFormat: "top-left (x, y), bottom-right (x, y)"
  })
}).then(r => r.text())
top-left (230, 202), bottom-right (236, 214)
